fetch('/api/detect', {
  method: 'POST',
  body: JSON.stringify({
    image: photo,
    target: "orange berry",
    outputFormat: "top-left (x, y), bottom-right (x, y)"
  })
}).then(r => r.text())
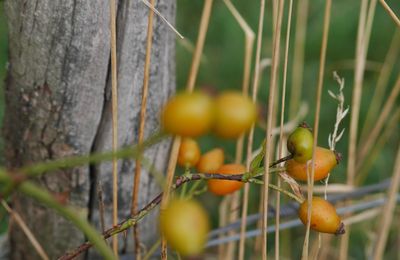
top-left (207, 163), bottom-right (245, 196)
top-left (196, 148), bottom-right (225, 173)
top-left (178, 138), bottom-right (201, 168)
top-left (298, 197), bottom-right (345, 235)
top-left (285, 147), bottom-right (340, 181)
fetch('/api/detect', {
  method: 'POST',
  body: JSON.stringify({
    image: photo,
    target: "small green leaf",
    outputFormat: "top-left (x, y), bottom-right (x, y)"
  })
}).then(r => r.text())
top-left (250, 139), bottom-right (267, 171)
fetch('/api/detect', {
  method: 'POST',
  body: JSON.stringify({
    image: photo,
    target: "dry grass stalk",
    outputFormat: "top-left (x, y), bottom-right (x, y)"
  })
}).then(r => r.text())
top-left (2, 201), bottom-right (49, 260)
top-left (359, 30), bottom-right (400, 142)
top-left (356, 74), bottom-right (400, 169)
top-left (262, 0), bottom-right (285, 259)
top-left (356, 107), bottom-right (400, 183)
top-left (340, 0), bottom-right (376, 258)
top-left (141, 0), bottom-right (184, 39)
top-left (239, 0), bottom-right (266, 258)
top-left (372, 144), bottom-right (400, 259)
top-left (218, 197), bottom-right (230, 260)
top-left (109, 0), bottom-right (119, 255)
top-left (289, 0), bottom-right (309, 119)
top-left (301, 1), bottom-right (331, 259)
top-left (379, 0), bottom-right (400, 27)
top-left (275, 1), bottom-right (294, 258)
top-left (160, 137), bottom-right (181, 259)
top-left (131, 1), bottom-right (156, 258)
top-left (316, 75), bottom-right (348, 260)
top-left (221, 0), bottom-right (255, 257)
top-left (300, 184), bottom-right (355, 194)
top-left (160, 1), bottom-right (214, 258)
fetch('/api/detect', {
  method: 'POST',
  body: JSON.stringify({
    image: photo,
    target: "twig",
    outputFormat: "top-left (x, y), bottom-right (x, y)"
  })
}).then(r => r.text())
top-left (379, 0), bottom-right (400, 28)
top-left (59, 169), bottom-right (297, 260)
top-left (222, 1), bottom-right (255, 257)
top-left (275, 2), bottom-right (294, 258)
top-left (289, 0), bottom-right (309, 119)
top-left (160, 137), bottom-right (181, 259)
top-left (2, 200), bottom-right (50, 260)
top-left (372, 143), bottom-right (400, 259)
top-left (262, 1), bottom-right (285, 259)
top-left (238, 0), bottom-right (265, 254)
top-left (356, 74), bottom-right (400, 169)
top-left (140, 0), bottom-right (184, 39)
top-left (109, 0), bottom-right (119, 254)
top-left (301, 1), bottom-right (331, 259)
top-left (356, 107), bottom-right (400, 183)
top-left (131, 0), bottom-right (156, 258)
top-left (340, 0), bottom-right (376, 258)
top-left (160, 0), bottom-right (214, 258)
top-left (359, 30), bottom-right (400, 142)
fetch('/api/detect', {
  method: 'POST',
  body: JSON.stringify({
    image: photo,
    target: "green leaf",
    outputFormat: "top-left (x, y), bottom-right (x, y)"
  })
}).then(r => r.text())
top-left (250, 139), bottom-right (267, 171)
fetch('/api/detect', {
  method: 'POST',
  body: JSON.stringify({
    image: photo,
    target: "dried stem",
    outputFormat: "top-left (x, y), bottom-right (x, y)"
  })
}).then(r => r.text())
top-left (289, 0), bottom-right (309, 119)
top-left (59, 168), bottom-right (295, 260)
top-left (238, 0), bottom-right (265, 257)
top-left (275, 1), bottom-right (294, 258)
top-left (372, 143), bottom-right (400, 259)
top-left (356, 74), bottom-right (400, 169)
top-left (356, 107), bottom-right (400, 184)
top-left (222, 1), bottom-right (255, 257)
top-left (262, 0), bottom-right (285, 259)
top-left (379, 0), bottom-right (400, 27)
top-left (109, 0), bottom-right (119, 255)
top-left (141, 0), bottom-right (184, 39)
top-left (160, 137), bottom-right (181, 259)
top-left (359, 30), bottom-right (400, 143)
top-left (2, 200), bottom-right (50, 260)
top-left (340, 0), bottom-right (376, 258)
top-left (301, 0), bottom-right (331, 259)
top-left (160, 0), bottom-right (214, 257)
top-left (131, 0), bottom-right (155, 258)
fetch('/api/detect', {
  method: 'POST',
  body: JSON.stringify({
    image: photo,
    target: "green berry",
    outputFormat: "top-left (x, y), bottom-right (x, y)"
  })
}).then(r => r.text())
top-left (287, 122), bottom-right (314, 163)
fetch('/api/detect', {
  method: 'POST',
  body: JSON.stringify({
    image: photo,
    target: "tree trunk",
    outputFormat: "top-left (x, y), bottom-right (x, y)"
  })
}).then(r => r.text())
top-left (3, 0), bottom-right (175, 259)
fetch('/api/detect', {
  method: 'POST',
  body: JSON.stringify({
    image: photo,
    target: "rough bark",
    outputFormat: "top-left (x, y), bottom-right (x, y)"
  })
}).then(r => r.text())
top-left (3, 0), bottom-right (175, 259)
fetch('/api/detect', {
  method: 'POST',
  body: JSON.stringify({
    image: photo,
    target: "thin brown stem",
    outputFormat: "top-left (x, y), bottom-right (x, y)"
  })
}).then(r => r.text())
top-left (373, 143), bottom-right (400, 259)
top-left (2, 200), bottom-right (49, 260)
top-left (222, 1), bottom-right (255, 257)
top-left (289, 0), bottom-right (309, 119)
top-left (131, 0), bottom-right (155, 258)
top-left (359, 30), bottom-right (400, 143)
top-left (356, 74), bottom-right (400, 169)
top-left (275, 1), bottom-right (294, 258)
top-left (262, 1), bottom-right (285, 259)
top-left (379, 0), bottom-right (400, 27)
top-left (109, 0), bottom-right (119, 255)
top-left (160, 0), bottom-right (214, 258)
top-left (160, 137), bottom-right (181, 259)
top-left (301, 1), bottom-right (331, 259)
top-left (59, 169), bottom-right (294, 260)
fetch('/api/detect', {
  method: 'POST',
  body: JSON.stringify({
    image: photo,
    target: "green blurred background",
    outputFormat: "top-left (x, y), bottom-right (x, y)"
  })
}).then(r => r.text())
top-left (0, 0), bottom-right (399, 259)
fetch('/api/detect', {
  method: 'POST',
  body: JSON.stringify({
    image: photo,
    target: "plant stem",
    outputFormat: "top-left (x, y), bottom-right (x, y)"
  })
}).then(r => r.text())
top-left (58, 169), bottom-right (299, 259)
top-left (16, 132), bottom-right (164, 178)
